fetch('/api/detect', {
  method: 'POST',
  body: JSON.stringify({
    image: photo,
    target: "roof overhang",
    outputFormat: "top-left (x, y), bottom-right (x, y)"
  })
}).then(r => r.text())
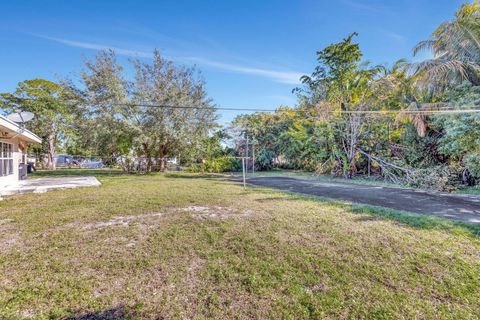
top-left (0, 115), bottom-right (42, 144)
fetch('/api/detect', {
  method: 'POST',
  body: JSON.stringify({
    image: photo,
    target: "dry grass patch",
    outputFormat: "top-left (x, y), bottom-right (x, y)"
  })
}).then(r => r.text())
top-left (0, 218), bottom-right (22, 252)
top-left (180, 206), bottom-right (251, 220)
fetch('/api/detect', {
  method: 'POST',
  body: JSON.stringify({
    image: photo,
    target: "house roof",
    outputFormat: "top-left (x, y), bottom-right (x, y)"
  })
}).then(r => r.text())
top-left (0, 114), bottom-right (42, 144)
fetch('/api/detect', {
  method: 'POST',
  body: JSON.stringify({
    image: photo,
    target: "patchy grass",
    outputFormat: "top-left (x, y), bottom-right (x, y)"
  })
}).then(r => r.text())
top-left (1, 170), bottom-right (479, 319)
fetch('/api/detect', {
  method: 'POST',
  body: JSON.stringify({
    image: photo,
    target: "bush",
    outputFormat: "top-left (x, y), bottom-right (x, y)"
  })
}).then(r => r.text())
top-left (407, 165), bottom-right (460, 192)
top-left (188, 156), bottom-right (241, 173)
top-left (255, 148), bottom-right (275, 171)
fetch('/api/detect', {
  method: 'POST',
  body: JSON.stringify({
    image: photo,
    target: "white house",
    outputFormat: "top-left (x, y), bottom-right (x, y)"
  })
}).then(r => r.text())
top-left (0, 114), bottom-right (41, 187)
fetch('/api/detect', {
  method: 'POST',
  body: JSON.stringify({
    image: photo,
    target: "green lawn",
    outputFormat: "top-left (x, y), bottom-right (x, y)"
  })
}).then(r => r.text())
top-left (1, 170), bottom-right (479, 319)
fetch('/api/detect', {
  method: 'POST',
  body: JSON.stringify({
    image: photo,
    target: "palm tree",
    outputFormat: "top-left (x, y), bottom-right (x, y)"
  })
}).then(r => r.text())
top-left (412, 1), bottom-right (480, 86)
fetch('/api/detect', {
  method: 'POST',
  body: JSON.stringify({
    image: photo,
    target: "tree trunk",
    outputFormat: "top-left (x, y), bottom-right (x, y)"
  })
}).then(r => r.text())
top-left (143, 143), bottom-right (152, 173)
top-left (46, 133), bottom-right (56, 170)
top-left (346, 114), bottom-right (361, 178)
top-left (159, 157), bottom-right (166, 172)
top-left (146, 158), bottom-right (152, 173)
top-left (158, 145), bottom-right (167, 172)
top-left (368, 157), bottom-right (371, 177)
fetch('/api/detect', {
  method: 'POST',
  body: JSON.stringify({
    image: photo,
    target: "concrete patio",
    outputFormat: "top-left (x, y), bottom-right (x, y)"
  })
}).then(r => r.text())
top-left (0, 176), bottom-right (101, 196)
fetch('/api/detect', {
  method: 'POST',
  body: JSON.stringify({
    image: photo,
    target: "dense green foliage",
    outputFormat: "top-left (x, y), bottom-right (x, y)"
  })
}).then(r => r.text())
top-left (232, 2), bottom-right (480, 191)
top-left (188, 156), bottom-right (241, 173)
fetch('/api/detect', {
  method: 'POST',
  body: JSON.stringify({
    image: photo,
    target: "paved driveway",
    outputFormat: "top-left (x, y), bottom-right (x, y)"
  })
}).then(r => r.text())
top-left (1, 176), bottom-right (101, 196)
top-left (236, 176), bottom-right (480, 224)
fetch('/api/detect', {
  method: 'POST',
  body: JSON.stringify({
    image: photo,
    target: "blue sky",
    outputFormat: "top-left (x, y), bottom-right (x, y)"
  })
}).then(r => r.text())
top-left (0, 0), bottom-right (464, 123)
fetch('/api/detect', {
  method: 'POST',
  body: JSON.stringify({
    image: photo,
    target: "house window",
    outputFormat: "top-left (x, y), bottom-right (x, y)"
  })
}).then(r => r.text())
top-left (0, 142), bottom-right (13, 176)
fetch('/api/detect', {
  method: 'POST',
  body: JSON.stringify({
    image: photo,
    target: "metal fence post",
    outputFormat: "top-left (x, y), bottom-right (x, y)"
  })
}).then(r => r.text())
top-left (242, 157), bottom-right (246, 189)
top-left (252, 137), bottom-right (255, 175)
top-left (245, 134), bottom-right (249, 176)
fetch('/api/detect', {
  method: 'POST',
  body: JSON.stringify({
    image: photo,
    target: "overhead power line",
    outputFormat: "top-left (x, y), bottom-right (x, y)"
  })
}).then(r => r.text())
top-left (3, 97), bottom-right (480, 115)
top-left (113, 103), bottom-right (273, 112)
top-left (107, 103), bottom-right (480, 114)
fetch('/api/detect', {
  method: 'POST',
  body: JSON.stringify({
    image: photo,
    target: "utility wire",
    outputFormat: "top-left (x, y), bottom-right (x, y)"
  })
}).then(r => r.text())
top-left (3, 97), bottom-right (480, 115)
top-left (101, 102), bottom-right (480, 114)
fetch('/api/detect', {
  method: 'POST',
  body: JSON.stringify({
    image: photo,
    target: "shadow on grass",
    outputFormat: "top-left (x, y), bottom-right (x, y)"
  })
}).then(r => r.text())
top-left (65, 307), bottom-right (129, 320)
top-left (251, 186), bottom-right (480, 238)
top-left (348, 203), bottom-right (480, 237)
top-left (32, 170), bottom-right (235, 181)
top-left (254, 196), bottom-right (302, 203)
top-left (32, 168), bottom-right (124, 178)
top-left (164, 172), bottom-right (228, 180)
top-left (66, 305), bottom-right (137, 320)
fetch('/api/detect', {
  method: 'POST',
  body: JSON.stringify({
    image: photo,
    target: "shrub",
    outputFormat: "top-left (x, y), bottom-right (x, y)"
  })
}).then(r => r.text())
top-left (255, 149), bottom-right (275, 171)
top-left (188, 157), bottom-right (241, 173)
top-left (407, 165), bottom-right (460, 192)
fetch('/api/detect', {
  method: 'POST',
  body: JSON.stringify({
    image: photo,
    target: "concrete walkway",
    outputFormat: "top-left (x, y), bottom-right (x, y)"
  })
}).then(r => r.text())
top-left (1, 176), bottom-right (101, 196)
top-left (238, 176), bottom-right (480, 224)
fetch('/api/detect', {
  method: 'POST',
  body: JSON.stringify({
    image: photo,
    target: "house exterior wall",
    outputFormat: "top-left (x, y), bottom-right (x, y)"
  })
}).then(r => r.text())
top-left (0, 115), bottom-right (41, 188)
top-left (0, 137), bottom-right (21, 188)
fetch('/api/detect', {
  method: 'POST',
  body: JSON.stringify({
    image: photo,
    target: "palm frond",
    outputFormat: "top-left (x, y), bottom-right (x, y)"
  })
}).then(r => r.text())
top-left (413, 40), bottom-right (436, 56)
top-left (411, 2), bottom-right (480, 87)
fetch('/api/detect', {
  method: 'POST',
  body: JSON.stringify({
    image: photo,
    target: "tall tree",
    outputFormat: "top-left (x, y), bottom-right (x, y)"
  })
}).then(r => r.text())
top-left (130, 51), bottom-right (217, 171)
top-left (71, 50), bottom-right (133, 163)
top-left (70, 49), bottom-right (217, 172)
top-left (1, 79), bottom-right (76, 169)
top-left (298, 33), bottom-right (384, 176)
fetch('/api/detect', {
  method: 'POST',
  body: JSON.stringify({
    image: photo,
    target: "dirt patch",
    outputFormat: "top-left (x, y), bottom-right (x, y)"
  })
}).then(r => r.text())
top-left (76, 212), bottom-right (165, 230)
top-left (185, 256), bottom-right (205, 291)
top-left (82, 216), bottom-right (136, 229)
top-left (180, 206), bottom-right (251, 220)
top-left (0, 219), bottom-right (22, 251)
top-left (69, 206), bottom-right (250, 231)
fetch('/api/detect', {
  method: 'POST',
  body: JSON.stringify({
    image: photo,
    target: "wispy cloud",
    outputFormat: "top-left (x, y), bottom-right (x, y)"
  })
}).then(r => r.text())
top-left (42, 36), bottom-right (153, 58)
top-left (186, 57), bottom-right (304, 85)
top-left (38, 36), bottom-right (304, 85)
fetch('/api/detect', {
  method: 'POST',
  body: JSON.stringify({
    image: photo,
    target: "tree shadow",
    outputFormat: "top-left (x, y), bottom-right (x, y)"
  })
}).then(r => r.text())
top-left (164, 173), bottom-right (225, 180)
top-left (348, 203), bottom-right (480, 237)
top-left (254, 196), bottom-right (301, 202)
top-left (32, 168), bottom-right (124, 178)
top-left (65, 305), bottom-right (141, 320)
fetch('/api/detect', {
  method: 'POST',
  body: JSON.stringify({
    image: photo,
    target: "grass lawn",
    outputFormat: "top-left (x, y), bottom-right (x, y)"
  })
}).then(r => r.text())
top-left (1, 170), bottom-right (479, 319)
